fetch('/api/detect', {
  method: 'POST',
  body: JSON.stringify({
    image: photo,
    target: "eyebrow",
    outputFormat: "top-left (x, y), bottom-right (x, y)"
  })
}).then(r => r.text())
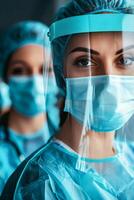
top-left (69, 45), bottom-right (134, 56)
top-left (8, 60), bottom-right (28, 65)
top-left (8, 60), bottom-right (34, 70)
top-left (8, 60), bottom-right (43, 67)
top-left (116, 45), bottom-right (134, 55)
top-left (68, 47), bottom-right (100, 55)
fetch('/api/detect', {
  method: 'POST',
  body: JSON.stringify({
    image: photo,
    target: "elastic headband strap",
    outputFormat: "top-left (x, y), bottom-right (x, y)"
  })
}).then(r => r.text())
top-left (49, 14), bottom-right (134, 42)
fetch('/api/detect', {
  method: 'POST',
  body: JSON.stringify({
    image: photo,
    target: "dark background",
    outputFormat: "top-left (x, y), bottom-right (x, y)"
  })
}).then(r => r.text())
top-left (0, 0), bottom-right (68, 33)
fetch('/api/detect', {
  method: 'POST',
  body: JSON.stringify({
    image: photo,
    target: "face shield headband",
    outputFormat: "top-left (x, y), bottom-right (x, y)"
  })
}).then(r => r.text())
top-left (49, 14), bottom-right (134, 42)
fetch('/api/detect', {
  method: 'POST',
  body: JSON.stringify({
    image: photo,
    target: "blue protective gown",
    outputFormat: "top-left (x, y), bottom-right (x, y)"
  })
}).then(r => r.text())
top-left (1, 139), bottom-right (134, 199)
top-left (0, 124), bottom-right (50, 194)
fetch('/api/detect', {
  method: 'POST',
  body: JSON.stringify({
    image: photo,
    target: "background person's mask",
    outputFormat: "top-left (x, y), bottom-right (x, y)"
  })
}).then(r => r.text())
top-left (9, 75), bottom-right (46, 117)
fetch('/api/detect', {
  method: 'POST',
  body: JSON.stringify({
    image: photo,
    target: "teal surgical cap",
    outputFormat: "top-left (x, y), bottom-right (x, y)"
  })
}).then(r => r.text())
top-left (0, 21), bottom-right (49, 79)
top-left (51, 0), bottom-right (134, 96)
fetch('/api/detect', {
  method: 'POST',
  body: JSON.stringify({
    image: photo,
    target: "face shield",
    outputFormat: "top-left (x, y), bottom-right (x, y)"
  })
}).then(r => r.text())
top-left (43, 41), bottom-right (60, 135)
top-left (45, 13), bottom-right (134, 184)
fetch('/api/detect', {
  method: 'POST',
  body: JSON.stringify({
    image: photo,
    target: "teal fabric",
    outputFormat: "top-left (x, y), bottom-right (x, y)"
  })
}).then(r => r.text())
top-left (46, 77), bottom-right (60, 131)
top-left (64, 75), bottom-right (134, 132)
top-left (2, 140), bottom-right (134, 199)
top-left (61, 0), bottom-right (134, 15)
top-left (0, 123), bottom-right (50, 194)
top-left (49, 14), bottom-right (134, 42)
top-left (0, 21), bottom-right (49, 79)
top-left (9, 75), bottom-right (46, 117)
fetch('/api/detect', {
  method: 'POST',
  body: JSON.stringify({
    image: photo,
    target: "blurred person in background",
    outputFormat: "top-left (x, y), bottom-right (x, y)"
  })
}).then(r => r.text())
top-left (0, 20), bottom-right (59, 194)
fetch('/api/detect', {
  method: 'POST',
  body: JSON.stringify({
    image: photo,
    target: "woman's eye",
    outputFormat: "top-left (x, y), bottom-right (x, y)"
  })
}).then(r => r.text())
top-left (10, 66), bottom-right (26, 75)
top-left (74, 58), bottom-right (93, 68)
top-left (118, 57), bottom-right (134, 66)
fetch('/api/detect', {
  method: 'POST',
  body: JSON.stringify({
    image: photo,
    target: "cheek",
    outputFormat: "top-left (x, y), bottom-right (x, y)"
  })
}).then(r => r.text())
top-left (63, 58), bottom-right (70, 77)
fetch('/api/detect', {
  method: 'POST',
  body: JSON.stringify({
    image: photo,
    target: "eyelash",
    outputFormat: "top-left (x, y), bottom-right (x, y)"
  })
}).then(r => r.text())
top-left (116, 55), bottom-right (134, 67)
top-left (73, 57), bottom-right (96, 68)
top-left (10, 66), bottom-right (26, 74)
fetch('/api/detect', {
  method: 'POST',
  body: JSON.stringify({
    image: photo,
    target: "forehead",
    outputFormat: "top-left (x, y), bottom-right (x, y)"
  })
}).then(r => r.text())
top-left (66, 32), bottom-right (134, 52)
top-left (8, 45), bottom-right (46, 65)
top-left (12, 45), bottom-right (44, 56)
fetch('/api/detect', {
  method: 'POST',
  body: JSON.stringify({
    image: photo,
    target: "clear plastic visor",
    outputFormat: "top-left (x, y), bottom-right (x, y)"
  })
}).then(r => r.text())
top-left (44, 25), bottom-right (134, 174)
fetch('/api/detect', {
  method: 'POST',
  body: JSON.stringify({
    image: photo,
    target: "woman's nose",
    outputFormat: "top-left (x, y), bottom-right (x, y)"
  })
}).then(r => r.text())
top-left (30, 68), bottom-right (41, 76)
top-left (102, 59), bottom-right (117, 75)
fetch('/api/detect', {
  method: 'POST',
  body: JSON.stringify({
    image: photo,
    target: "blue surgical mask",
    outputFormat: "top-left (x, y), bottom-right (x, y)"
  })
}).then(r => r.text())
top-left (9, 75), bottom-right (46, 117)
top-left (46, 76), bottom-right (60, 131)
top-left (0, 81), bottom-right (11, 109)
top-left (64, 75), bottom-right (134, 132)
top-left (47, 76), bottom-right (58, 93)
